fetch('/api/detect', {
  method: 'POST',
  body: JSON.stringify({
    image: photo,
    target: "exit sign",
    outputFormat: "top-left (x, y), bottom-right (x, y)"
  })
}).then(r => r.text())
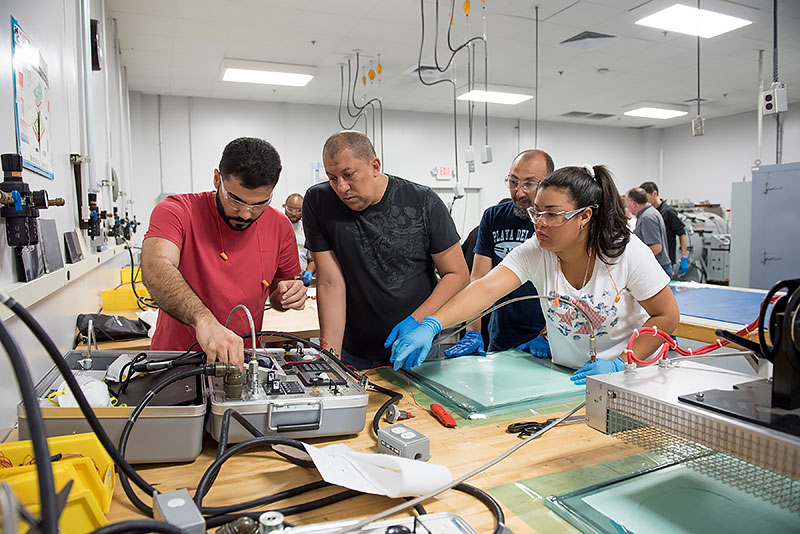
top-left (436, 166), bottom-right (450, 181)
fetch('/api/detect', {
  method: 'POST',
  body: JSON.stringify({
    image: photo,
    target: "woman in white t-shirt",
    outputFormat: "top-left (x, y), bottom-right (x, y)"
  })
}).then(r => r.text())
top-left (388, 165), bottom-right (679, 384)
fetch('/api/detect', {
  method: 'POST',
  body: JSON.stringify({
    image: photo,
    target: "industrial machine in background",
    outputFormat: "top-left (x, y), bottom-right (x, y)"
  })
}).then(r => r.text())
top-left (675, 205), bottom-right (730, 284)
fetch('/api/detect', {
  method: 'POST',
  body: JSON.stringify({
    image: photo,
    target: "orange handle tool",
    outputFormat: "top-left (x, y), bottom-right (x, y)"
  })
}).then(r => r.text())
top-left (430, 404), bottom-right (456, 428)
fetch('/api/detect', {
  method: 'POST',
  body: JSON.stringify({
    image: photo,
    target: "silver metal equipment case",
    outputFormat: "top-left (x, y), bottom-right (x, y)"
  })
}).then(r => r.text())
top-left (206, 347), bottom-right (369, 442)
top-left (18, 350), bottom-right (207, 463)
top-left (585, 361), bottom-right (800, 513)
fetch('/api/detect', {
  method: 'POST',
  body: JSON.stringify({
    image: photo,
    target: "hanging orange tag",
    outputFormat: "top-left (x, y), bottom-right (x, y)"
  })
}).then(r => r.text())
top-left (261, 280), bottom-right (269, 289)
top-left (219, 252), bottom-right (229, 261)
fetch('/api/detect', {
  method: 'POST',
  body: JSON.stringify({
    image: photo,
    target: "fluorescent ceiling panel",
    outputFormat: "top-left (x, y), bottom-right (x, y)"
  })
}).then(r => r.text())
top-left (624, 107), bottom-right (688, 119)
top-left (635, 4), bottom-right (752, 39)
top-left (457, 90), bottom-right (533, 105)
top-left (220, 59), bottom-right (315, 87)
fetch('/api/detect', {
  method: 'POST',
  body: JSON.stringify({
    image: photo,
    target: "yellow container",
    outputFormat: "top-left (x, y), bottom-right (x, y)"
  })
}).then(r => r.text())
top-left (101, 283), bottom-right (148, 311)
top-left (0, 468), bottom-right (108, 533)
top-left (0, 433), bottom-right (115, 512)
top-left (120, 266), bottom-right (142, 284)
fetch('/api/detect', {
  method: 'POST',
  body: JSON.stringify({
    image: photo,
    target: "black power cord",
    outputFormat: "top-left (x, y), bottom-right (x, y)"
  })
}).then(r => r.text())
top-left (0, 320), bottom-right (59, 534)
top-left (90, 520), bottom-right (184, 534)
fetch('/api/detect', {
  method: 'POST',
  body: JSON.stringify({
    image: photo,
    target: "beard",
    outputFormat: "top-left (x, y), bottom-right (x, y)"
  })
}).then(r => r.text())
top-left (512, 198), bottom-right (530, 220)
top-left (215, 192), bottom-right (258, 231)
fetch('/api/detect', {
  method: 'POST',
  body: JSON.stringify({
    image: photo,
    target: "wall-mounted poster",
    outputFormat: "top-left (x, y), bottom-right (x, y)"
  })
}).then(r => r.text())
top-left (11, 16), bottom-right (54, 180)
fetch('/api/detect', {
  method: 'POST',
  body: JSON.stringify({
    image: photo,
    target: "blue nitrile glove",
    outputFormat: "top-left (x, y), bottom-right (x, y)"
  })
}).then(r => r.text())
top-left (389, 316), bottom-right (443, 371)
top-left (570, 357), bottom-right (625, 385)
top-left (384, 315), bottom-right (421, 348)
top-left (444, 331), bottom-right (485, 357)
top-left (517, 336), bottom-right (551, 358)
top-left (678, 256), bottom-right (689, 275)
top-left (299, 270), bottom-right (313, 286)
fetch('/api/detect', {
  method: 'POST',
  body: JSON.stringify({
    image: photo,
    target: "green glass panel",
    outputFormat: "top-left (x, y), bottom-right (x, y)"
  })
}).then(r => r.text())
top-left (405, 349), bottom-right (581, 417)
top-left (546, 463), bottom-right (800, 534)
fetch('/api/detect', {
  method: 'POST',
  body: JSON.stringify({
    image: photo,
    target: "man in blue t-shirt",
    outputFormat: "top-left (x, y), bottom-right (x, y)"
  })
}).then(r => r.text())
top-left (445, 150), bottom-right (552, 357)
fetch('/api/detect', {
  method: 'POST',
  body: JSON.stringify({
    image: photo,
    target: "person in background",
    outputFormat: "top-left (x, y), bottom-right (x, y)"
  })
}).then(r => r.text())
top-left (284, 193), bottom-right (315, 285)
top-left (142, 138), bottom-right (307, 368)
top-left (625, 188), bottom-right (673, 277)
top-left (303, 130), bottom-right (469, 369)
top-left (640, 181), bottom-right (688, 276)
top-left (444, 150), bottom-right (553, 360)
top-left (387, 165), bottom-right (679, 384)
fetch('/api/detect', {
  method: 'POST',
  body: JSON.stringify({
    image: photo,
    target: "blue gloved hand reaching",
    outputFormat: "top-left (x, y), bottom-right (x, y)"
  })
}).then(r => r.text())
top-left (444, 331), bottom-right (486, 358)
top-left (570, 357), bottom-right (625, 385)
top-left (516, 335), bottom-right (551, 358)
top-left (678, 256), bottom-right (689, 276)
top-left (389, 316), bottom-right (442, 371)
top-left (384, 315), bottom-right (420, 348)
top-left (299, 270), bottom-right (313, 286)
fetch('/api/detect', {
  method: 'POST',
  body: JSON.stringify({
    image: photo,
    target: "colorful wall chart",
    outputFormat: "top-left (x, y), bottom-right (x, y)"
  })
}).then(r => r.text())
top-left (11, 16), bottom-right (54, 179)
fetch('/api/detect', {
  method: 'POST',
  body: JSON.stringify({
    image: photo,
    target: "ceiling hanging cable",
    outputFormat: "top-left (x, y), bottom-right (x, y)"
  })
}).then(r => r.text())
top-left (337, 55), bottom-right (386, 165)
top-left (534, 4), bottom-right (539, 148)
top-left (772, 0), bottom-right (782, 164)
top-left (691, 0), bottom-right (704, 137)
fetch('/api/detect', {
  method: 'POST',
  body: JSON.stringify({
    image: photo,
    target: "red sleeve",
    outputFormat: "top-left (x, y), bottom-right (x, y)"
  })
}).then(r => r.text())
top-left (143, 196), bottom-right (187, 249)
top-left (274, 217), bottom-right (302, 280)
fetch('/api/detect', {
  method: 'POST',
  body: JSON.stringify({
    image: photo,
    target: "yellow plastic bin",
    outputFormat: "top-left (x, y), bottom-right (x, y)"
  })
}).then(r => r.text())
top-left (0, 465), bottom-right (108, 533)
top-left (120, 266), bottom-right (142, 284)
top-left (0, 433), bottom-right (115, 512)
top-left (101, 283), bottom-right (148, 311)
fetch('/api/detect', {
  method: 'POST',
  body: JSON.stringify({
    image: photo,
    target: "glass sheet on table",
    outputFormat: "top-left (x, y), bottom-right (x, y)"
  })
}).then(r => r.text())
top-left (546, 462), bottom-right (800, 534)
top-left (405, 349), bottom-right (581, 417)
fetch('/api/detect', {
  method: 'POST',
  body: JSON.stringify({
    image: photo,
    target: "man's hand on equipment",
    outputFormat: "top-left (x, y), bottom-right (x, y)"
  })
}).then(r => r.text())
top-left (444, 330), bottom-right (486, 357)
top-left (195, 315), bottom-right (245, 369)
top-left (389, 317), bottom-right (442, 371)
top-left (276, 280), bottom-right (307, 310)
top-left (570, 357), bottom-right (625, 385)
top-left (516, 335), bottom-right (551, 358)
top-left (678, 256), bottom-right (689, 275)
top-left (384, 315), bottom-right (420, 348)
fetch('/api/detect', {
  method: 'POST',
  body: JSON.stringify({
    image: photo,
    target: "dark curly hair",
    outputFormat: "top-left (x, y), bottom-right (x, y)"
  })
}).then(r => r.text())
top-left (539, 165), bottom-right (630, 261)
top-left (218, 137), bottom-right (282, 189)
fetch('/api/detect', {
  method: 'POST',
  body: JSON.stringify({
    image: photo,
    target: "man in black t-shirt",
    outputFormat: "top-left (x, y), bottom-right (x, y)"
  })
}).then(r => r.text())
top-left (303, 131), bottom-right (469, 369)
top-left (640, 181), bottom-right (688, 276)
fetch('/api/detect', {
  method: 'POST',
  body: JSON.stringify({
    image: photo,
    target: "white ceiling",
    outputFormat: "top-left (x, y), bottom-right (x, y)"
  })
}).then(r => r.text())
top-left (109, 0), bottom-right (800, 128)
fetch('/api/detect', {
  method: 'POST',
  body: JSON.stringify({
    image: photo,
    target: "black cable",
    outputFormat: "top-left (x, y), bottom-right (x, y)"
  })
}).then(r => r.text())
top-left (370, 383), bottom-right (403, 437)
top-left (0, 295), bottom-right (157, 500)
top-left (117, 366), bottom-right (210, 515)
top-left (127, 243), bottom-right (146, 311)
top-left (454, 483), bottom-right (506, 534)
top-left (0, 320), bottom-right (59, 534)
top-left (773, 0), bottom-right (778, 83)
top-left (194, 437), bottom-right (313, 509)
top-left (203, 480), bottom-right (331, 517)
top-left (89, 519), bottom-right (184, 534)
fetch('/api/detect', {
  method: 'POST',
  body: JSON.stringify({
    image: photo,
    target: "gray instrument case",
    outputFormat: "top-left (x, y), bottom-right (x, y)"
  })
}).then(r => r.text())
top-left (17, 350), bottom-right (206, 463)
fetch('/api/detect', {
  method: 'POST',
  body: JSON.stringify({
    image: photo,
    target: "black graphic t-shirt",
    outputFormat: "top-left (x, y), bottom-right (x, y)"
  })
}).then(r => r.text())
top-left (303, 175), bottom-right (461, 363)
top-left (474, 201), bottom-right (545, 351)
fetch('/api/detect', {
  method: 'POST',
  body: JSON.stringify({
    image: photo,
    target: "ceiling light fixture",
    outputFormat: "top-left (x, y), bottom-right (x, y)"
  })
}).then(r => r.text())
top-left (635, 4), bottom-right (752, 38)
top-left (220, 59), bottom-right (315, 87)
top-left (624, 107), bottom-right (688, 119)
top-left (457, 89), bottom-right (533, 105)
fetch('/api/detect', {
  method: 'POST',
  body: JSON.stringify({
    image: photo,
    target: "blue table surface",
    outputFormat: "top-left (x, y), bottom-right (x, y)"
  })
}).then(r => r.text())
top-left (671, 286), bottom-right (766, 324)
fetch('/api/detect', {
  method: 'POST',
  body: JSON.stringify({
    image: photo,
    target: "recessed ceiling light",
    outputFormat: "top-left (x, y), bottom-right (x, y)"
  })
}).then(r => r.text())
top-left (457, 90), bottom-right (533, 105)
top-left (635, 4), bottom-right (752, 39)
top-left (220, 59), bottom-right (315, 87)
top-left (624, 107), bottom-right (688, 119)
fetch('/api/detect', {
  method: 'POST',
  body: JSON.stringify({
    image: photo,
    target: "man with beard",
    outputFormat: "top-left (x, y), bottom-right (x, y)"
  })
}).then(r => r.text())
top-left (142, 137), bottom-right (306, 368)
top-left (284, 193), bottom-right (315, 285)
top-left (444, 150), bottom-right (552, 358)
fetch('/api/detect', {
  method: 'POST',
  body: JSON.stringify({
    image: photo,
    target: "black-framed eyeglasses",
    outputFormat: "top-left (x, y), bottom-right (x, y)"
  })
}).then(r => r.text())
top-left (504, 175), bottom-right (541, 192)
top-left (527, 204), bottom-right (597, 227)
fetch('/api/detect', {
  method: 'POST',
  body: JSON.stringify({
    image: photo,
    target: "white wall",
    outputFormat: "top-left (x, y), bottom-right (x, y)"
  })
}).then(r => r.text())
top-left (0, 0), bottom-right (134, 437)
top-left (128, 94), bottom-right (656, 237)
top-left (660, 109), bottom-right (799, 208)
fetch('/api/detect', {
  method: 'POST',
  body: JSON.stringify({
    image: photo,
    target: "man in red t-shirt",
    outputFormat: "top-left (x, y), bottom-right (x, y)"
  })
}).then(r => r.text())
top-left (142, 137), bottom-right (306, 368)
